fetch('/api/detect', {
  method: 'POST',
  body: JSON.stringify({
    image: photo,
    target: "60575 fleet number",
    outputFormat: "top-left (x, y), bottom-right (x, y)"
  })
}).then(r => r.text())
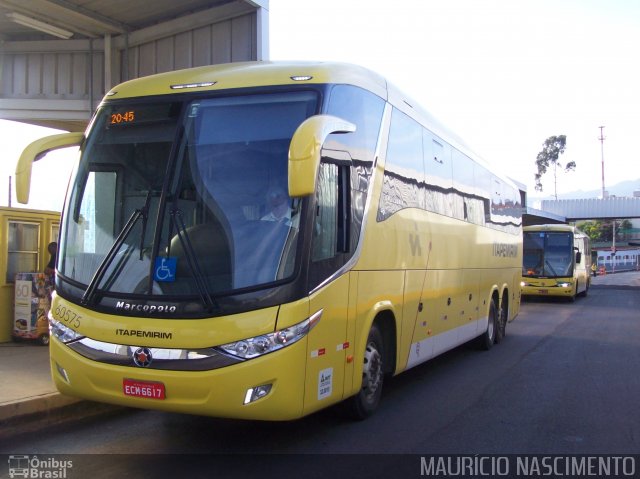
top-left (54, 305), bottom-right (82, 329)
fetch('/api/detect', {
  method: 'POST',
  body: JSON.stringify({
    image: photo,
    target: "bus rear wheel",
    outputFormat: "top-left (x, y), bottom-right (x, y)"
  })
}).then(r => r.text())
top-left (348, 324), bottom-right (384, 420)
top-left (479, 301), bottom-right (497, 350)
top-left (495, 300), bottom-right (507, 344)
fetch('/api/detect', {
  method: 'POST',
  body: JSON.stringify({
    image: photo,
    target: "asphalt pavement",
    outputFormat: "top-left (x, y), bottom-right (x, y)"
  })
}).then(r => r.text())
top-left (1, 269), bottom-right (638, 440)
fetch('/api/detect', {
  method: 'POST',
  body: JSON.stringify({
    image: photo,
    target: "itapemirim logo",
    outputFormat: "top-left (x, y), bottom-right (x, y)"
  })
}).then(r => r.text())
top-left (7, 455), bottom-right (73, 478)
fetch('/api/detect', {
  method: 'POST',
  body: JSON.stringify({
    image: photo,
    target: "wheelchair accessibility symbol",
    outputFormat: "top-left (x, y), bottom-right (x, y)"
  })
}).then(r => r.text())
top-left (154, 257), bottom-right (177, 282)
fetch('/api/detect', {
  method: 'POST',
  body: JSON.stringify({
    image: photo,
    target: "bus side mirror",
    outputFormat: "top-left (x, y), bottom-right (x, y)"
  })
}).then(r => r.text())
top-left (288, 115), bottom-right (355, 197)
top-left (575, 251), bottom-right (582, 264)
top-left (15, 132), bottom-right (84, 204)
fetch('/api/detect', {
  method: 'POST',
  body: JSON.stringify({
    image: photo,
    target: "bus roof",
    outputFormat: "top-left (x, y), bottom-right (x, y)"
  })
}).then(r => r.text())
top-left (105, 61), bottom-right (388, 102)
top-left (105, 61), bottom-right (472, 149)
top-left (103, 60), bottom-right (511, 190)
top-left (524, 224), bottom-right (586, 235)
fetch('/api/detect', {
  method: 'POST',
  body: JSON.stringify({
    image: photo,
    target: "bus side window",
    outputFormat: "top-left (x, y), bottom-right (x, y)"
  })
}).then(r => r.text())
top-left (326, 85), bottom-right (384, 252)
top-left (309, 160), bottom-right (350, 289)
top-left (312, 162), bottom-right (339, 262)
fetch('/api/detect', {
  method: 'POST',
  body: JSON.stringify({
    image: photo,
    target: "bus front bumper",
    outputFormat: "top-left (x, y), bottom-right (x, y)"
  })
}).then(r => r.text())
top-left (521, 279), bottom-right (575, 297)
top-left (49, 335), bottom-right (308, 421)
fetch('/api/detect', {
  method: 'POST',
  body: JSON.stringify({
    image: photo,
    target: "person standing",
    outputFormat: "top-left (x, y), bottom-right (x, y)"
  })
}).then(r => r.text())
top-left (44, 241), bottom-right (57, 278)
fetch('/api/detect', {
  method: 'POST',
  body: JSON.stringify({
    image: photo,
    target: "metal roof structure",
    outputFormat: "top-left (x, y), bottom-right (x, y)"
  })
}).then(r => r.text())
top-left (541, 197), bottom-right (640, 221)
top-left (0, 0), bottom-right (268, 131)
top-left (523, 206), bottom-right (567, 226)
top-left (0, 0), bottom-right (268, 42)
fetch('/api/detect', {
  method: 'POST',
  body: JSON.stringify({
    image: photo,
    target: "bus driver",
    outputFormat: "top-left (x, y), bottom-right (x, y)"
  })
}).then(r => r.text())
top-left (261, 186), bottom-right (298, 227)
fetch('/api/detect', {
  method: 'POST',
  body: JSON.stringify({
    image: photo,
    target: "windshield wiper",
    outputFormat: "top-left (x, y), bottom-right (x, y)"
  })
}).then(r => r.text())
top-left (169, 209), bottom-right (217, 312)
top-left (544, 260), bottom-right (558, 277)
top-left (81, 191), bottom-right (153, 306)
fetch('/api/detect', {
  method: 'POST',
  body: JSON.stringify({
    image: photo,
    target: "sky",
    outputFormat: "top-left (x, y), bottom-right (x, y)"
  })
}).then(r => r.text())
top-left (2, 0), bottom-right (639, 211)
top-left (268, 0), bottom-right (640, 199)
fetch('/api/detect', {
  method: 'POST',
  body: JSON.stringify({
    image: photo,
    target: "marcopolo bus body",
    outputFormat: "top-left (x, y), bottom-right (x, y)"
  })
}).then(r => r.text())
top-left (521, 224), bottom-right (591, 300)
top-left (16, 61), bottom-right (522, 420)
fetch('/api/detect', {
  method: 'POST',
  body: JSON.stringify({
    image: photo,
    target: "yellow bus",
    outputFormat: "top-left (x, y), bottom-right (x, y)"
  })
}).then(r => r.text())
top-left (521, 224), bottom-right (591, 300)
top-left (16, 61), bottom-right (522, 420)
top-left (0, 206), bottom-right (59, 343)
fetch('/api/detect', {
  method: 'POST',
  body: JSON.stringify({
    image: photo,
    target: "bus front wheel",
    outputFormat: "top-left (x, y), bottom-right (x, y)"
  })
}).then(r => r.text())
top-left (348, 324), bottom-right (384, 420)
top-left (570, 283), bottom-right (578, 302)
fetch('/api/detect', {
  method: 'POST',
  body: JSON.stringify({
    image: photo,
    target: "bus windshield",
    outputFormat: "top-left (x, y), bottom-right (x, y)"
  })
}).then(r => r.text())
top-left (58, 91), bottom-right (318, 307)
top-left (523, 231), bottom-right (573, 278)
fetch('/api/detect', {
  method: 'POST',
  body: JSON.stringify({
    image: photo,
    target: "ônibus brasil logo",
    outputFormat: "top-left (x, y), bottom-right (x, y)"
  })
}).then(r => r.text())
top-left (7, 455), bottom-right (73, 478)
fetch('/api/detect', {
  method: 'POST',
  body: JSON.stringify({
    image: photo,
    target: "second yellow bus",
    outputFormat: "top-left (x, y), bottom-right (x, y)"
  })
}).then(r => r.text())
top-left (522, 224), bottom-right (591, 300)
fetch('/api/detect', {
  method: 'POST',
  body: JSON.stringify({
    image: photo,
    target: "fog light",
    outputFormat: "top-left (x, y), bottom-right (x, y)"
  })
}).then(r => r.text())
top-left (244, 384), bottom-right (273, 405)
top-left (55, 362), bottom-right (70, 384)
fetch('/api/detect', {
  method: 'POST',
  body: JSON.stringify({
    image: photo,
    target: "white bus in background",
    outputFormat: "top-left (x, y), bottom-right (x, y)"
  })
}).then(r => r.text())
top-left (596, 248), bottom-right (640, 273)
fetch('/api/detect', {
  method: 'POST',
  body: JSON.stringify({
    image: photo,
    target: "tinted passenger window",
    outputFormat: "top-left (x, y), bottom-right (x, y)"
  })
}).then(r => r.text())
top-left (324, 85), bottom-right (385, 255)
top-left (377, 108), bottom-right (424, 221)
top-left (325, 85), bottom-right (384, 164)
top-left (423, 132), bottom-right (452, 191)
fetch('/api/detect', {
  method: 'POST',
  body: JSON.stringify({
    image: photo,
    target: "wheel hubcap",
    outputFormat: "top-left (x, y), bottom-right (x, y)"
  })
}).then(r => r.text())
top-left (488, 312), bottom-right (495, 340)
top-left (362, 342), bottom-right (382, 401)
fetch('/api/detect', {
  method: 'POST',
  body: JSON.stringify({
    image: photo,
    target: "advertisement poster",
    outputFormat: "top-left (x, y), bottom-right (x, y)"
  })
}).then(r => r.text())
top-left (13, 273), bottom-right (52, 344)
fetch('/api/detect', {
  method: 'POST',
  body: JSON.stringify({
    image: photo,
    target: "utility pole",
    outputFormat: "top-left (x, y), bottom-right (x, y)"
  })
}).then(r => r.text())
top-left (612, 219), bottom-right (616, 273)
top-left (598, 126), bottom-right (606, 198)
top-left (599, 126), bottom-right (615, 269)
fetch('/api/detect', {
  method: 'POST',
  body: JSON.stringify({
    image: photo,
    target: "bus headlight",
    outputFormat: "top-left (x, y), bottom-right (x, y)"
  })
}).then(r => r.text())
top-left (218, 310), bottom-right (322, 359)
top-left (556, 281), bottom-right (571, 288)
top-left (49, 318), bottom-right (85, 344)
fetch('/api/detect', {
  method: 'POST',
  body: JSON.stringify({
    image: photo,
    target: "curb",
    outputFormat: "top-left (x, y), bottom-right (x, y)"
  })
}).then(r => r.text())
top-left (0, 393), bottom-right (124, 440)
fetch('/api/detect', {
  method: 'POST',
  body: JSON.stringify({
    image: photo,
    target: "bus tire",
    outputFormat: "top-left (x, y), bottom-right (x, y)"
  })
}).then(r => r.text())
top-left (348, 324), bottom-right (385, 420)
top-left (479, 301), bottom-right (497, 350)
top-left (495, 300), bottom-right (507, 344)
top-left (580, 280), bottom-right (589, 297)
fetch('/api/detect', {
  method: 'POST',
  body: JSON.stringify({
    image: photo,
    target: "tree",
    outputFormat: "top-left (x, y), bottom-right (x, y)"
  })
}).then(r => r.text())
top-left (534, 135), bottom-right (575, 199)
top-left (619, 219), bottom-right (633, 240)
top-left (578, 219), bottom-right (629, 243)
top-left (577, 221), bottom-right (601, 242)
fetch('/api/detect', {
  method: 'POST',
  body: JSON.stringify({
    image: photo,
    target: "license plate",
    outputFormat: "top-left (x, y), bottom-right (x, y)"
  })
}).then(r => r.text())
top-left (538, 289), bottom-right (548, 294)
top-left (123, 378), bottom-right (166, 400)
